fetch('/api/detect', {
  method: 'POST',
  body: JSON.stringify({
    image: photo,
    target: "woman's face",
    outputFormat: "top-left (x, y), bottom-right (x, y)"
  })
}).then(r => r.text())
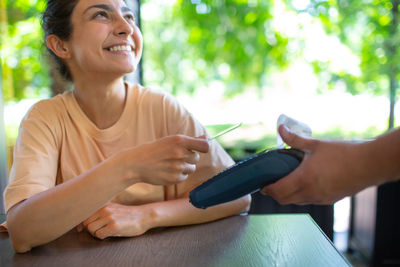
top-left (66, 0), bottom-right (143, 79)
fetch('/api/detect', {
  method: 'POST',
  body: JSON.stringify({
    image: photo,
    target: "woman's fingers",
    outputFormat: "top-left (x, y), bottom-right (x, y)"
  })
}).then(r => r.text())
top-left (82, 213), bottom-right (100, 228)
top-left (163, 160), bottom-right (197, 182)
top-left (86, 217), bottom-right (109, 238)
top-left (126, 135), bottom-right (211, 185)
top-left (76, 223), bottom-right (84, 232)
top-left (93, 225), bottom-right (113, 240)
top-left (182, 161), bottom-right (197, 175)
top-left (179, 136), bottom-right (209, 154)
top-left (186, 150), bottom-right (200, 164)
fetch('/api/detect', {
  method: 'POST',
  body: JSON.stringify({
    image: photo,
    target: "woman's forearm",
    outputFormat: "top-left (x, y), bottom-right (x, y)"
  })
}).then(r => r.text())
top-left (147, 194), bottom-right (251, 229)
top-left (7, 154), bottom-right (132, 253)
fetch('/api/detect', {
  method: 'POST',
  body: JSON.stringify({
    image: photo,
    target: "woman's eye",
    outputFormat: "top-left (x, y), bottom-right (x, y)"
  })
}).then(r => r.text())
top-left (94, 11), bottom-right (109, 19)
top-left (124, 14), bottom-right (135, 22)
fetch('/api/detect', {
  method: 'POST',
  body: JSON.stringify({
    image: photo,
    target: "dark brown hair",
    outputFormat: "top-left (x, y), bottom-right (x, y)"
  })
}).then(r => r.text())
top-left (41, 0), bottom-right (80, 81)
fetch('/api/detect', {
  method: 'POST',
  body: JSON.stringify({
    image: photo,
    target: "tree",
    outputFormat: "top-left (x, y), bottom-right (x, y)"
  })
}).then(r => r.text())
top-left (1, 0), bottom-right (49, 102)
top-left (141, 0), bottom-right (292, 97)
top-left (142, 0), bottom-right (399, 129)
top-left (285, 0), bottom-right (400, 129)
top-left (2, 0), bottom-right (398, 130)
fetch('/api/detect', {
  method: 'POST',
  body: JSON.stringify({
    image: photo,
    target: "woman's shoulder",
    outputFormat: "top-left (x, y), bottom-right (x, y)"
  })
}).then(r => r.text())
top-left (24, 92), bottom-right (72, 122)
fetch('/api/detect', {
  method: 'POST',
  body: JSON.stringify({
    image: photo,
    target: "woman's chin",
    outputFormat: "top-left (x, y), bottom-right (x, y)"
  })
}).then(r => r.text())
top-left (122, 66), bottom-right (137, 75)
top-left (121, 62), bottom-right (138, 74)
top-left (110, 65), bottom-right (137, 76)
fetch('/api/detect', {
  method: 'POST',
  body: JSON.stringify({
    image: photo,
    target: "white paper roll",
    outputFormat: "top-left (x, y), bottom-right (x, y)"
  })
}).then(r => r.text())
top-left (276, 114), bottom-right (312, 148)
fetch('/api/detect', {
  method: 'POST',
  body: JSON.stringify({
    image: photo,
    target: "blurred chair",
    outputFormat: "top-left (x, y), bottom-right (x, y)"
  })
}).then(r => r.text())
top-left (348, 181), bottom-right (400, 266)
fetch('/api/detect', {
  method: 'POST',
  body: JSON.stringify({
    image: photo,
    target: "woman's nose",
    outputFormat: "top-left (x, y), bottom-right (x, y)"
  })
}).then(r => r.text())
top-left (114, 15), bottom-right (134, 36)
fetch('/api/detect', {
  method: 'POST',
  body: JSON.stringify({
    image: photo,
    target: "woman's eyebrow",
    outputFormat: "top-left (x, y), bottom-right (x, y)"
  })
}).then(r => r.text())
top-left (83, 4), bottom-right (133, 14)
top-left (84, 4), bottom-right (112, 14)
top-left (121, 6), bottom-right (133, 13)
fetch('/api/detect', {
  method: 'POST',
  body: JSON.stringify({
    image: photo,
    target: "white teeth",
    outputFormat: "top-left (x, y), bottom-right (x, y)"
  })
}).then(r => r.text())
top-left (108, 45), bottom-right (132, 52)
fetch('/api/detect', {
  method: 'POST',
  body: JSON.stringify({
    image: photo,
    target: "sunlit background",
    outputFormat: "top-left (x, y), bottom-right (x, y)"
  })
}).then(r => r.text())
top-left (2, 0), bottom-right (400, 257)
top-left (141, 0), bottom-right (399, 253)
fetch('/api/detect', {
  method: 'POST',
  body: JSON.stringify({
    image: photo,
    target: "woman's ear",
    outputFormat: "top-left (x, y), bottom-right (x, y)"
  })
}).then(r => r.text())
top-left (46, 34), bottom-right (71, 59)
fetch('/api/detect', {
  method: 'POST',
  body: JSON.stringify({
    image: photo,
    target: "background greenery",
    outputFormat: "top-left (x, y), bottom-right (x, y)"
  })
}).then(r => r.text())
top-left (1, 0), bottom-right (49, 101)
top-left (1, 0), bottom-right (399, 158)
top-left (141, 0), bottom-right (399, 128)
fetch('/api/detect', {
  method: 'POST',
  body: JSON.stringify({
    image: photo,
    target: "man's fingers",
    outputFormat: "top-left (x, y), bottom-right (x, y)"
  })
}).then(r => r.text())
top-left (260, 170), bottom-right (303, 204)
top-left (262, 184), bottom-right (306, 205)
top-left (278, 125), bottom-right (315, 151)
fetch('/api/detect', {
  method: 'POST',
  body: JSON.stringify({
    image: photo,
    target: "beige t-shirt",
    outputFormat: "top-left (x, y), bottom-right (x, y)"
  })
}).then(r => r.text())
top-left (3, 83), bottom-right (234, 214)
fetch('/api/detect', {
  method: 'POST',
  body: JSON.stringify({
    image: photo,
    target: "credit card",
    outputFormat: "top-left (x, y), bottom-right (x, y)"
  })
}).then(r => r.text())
top-left (209, 123), bottom-right (242, 140)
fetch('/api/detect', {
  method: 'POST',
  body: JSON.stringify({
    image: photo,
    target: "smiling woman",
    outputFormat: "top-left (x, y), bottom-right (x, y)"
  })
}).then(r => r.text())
top-left (2, 0), bottom-right (251, 253)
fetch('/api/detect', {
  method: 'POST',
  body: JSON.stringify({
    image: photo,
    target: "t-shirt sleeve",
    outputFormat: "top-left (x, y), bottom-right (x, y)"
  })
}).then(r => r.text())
top-left (160, 93), bottom-right (235, 196)
top-left (3, 102), bottom-right (60, 213)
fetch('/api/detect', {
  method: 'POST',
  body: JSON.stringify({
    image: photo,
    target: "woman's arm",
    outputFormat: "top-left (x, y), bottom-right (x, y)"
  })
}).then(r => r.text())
top-left (7, 135), bottom-right (209, 253)
top-left (80, 195), bottom-right (251, 239)
top-left (151, 195), bottom-right (251, 227)
top-left (7, 154), bottom-right (129, 253)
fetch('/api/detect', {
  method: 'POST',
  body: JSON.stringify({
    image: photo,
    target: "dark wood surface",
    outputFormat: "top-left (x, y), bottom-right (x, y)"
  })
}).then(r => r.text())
top-left (249, 191), bottom-right (334, 239)
top-left (0, 214), bottom-right (350, 267)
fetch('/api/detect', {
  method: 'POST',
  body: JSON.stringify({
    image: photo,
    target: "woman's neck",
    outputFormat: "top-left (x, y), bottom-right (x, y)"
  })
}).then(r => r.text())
top-left (72, 77), bottom-right (127, 129)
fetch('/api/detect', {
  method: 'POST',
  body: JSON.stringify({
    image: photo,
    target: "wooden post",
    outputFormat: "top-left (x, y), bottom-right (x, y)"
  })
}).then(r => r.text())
top-left (0, 0), bottom-right (10, 215)
top-left (0, 63), bottom-right (8, 214)
top-left (125, 0), bottom-right (142, 84)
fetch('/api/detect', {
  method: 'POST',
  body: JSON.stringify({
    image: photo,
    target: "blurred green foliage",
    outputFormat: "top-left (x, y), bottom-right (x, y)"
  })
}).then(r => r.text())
top-left (1, 0), bottom-right (48, 102)
top-left (141, 0), bottom-right (291, 97)
top-left (4, 123), bottom-right (17, 144)
top-left (142, 0), bottom-right (399, 128)
top-left (1, 0), bottom-right (398, 129)
top-left (283, 0), bottom-right (400, 128)
top-left (300, 0), bottom-right (399, 92)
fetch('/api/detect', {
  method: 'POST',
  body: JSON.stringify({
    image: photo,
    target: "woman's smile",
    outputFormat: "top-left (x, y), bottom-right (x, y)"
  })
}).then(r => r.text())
top-left (104, 42), bottom-right (136, 55)
top-left (107, 45), bottom-right (133, 52)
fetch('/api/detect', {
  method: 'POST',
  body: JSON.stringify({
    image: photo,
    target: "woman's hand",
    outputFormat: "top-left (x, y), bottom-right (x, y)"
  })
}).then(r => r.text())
top-left (77, 202), bottom-right (154, 239)
top-left (260, 125), bottom-right (371, 205)
top-left (120, 135), bottom-right (209, 185)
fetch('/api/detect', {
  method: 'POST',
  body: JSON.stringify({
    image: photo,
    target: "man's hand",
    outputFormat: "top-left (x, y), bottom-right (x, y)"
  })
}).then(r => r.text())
top-left (260, 125), bottom-right (370, 205)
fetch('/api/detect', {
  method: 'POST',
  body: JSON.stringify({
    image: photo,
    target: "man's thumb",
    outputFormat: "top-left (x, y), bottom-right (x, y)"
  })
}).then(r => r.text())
top-left (278, 124), bottom-right (308, 149)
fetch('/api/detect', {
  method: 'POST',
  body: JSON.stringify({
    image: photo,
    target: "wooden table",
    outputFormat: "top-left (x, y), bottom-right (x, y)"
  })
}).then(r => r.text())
top-left (0, 214), bottom-right (350, 267)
